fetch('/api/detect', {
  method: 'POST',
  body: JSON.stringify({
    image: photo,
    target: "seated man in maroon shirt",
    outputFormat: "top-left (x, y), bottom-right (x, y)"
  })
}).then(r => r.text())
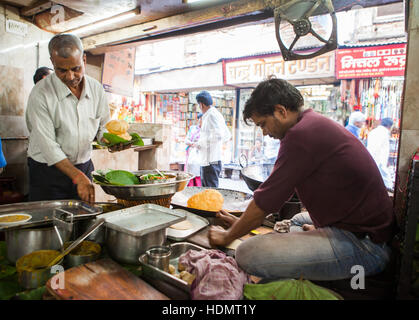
top-left (209, 78), bottom-right (395, 281)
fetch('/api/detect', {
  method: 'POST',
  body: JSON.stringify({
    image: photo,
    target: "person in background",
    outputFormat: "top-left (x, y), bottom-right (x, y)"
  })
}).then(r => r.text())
top-left (185, 114), bottom-right (203, 186)
top-left (345, 111), bottom-right (366, 140)
top-left (0, 137), bottom-right (6, 175)
top-left (33, 67), bottom-right (53, 85)
top-left (367, 117), bottom-right (394, 190)
top-left (208, 78), bottom-right (394, 283)
top-left (196, 91), bottom-right (231, 188)
top-left (249, 138), bottom-right (264, 164)
top-left (25, 34), bottom-right (110, 203)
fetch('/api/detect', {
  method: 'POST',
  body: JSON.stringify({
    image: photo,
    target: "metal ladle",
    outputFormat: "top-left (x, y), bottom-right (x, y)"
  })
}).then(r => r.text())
top-left (46, 218), bottom-right (105, 268)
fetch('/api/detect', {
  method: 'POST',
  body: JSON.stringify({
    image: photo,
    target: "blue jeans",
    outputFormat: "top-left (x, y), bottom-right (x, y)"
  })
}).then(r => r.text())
top-left (235, 212), bottom-right (391, 281)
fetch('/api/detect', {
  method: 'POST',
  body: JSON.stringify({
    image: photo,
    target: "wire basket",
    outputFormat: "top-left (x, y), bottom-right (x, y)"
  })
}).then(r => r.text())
top-left (116, 194), bottom-right (174, 208)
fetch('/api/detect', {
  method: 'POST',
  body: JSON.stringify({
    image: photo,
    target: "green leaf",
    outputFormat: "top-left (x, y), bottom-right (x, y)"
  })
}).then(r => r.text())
top-left (0, 280), bottom-right (21, 300)
top-left (100, 133), bottom-right (144, 147)
top-left (0, 264), bottom-right (16, 280)
top-left (130, 133), bottom-right (144, 146)
top-left (14, 286), bottom-right (46, 300)
top-left (104, 170), bottom-right (140, 186)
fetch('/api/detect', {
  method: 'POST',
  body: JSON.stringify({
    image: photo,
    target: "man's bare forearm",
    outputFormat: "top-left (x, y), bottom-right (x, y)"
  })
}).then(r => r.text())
top-left (54, 158), bottom-right (83, 181)
top-left (225, 200), bottom-right (266, 242)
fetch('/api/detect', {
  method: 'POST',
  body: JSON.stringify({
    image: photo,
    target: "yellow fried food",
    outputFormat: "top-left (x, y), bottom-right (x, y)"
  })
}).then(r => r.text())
top-left (106, 120), bottom-right (129, 135)
top-left (180, 271), bottom-right (196, 285)
top-left (187, 189), bottom-right (224, 212)
top-left (105, 120), bottom-right (132, 141)
top-left (168, 264), bottom-right (176, 275)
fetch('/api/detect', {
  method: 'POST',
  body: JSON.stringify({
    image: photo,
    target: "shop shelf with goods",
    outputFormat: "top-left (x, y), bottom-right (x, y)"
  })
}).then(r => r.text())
top-left (298, 85), bottom-right (344, 125)
top-left (107, 92), bottom-right (152, 123)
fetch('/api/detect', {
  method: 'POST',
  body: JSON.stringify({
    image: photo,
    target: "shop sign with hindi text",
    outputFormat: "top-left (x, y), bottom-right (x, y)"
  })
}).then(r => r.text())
top-left (336, 43), bottom-right (406, 79)
top-left (223, 51), bottom-right (335, 85)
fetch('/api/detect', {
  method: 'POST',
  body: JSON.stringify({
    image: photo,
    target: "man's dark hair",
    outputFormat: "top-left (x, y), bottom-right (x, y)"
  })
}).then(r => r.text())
top-left (33, 67), bottom-right (53, 84)
top-left (243, 78), bottom-right (304, 125)
top-left (196, 91), bottom-right (213, 106)
top-left (48, 34), bottom-right (84, 58)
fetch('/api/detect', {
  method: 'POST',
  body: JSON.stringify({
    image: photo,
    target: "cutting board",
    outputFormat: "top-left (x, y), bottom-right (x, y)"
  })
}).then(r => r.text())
top-left (46, 259), bottom-right (169, 300)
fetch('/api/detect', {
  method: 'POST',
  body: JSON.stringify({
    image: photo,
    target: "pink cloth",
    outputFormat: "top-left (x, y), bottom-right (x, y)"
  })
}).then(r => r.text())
top-left (178, 249), bottom-right (251, 300)
top-left (187, 177), bottom-right (201, 187)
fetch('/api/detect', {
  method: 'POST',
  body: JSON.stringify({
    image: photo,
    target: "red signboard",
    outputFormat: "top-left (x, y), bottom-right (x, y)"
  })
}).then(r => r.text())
top-left (336, 43), bottom-right (406, 79)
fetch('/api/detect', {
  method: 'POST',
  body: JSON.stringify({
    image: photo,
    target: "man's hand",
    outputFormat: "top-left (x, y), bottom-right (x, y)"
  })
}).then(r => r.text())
top-left (302, 224), bottom-right (316, 231)
top-left (73, 172), bottom-right (95, 203)
top-left (208, 225), bottom-right (232, 247)
top-left (216, 209), bottom-right (238, 228)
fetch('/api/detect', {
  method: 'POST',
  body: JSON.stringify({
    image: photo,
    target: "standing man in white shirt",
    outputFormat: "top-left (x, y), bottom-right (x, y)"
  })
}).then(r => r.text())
top-left (367, 117), bottom-right (394, 190)
top-left (195, 91), bottom-right (231, 187)
top-left (25, 34), bottom-right (110, 203)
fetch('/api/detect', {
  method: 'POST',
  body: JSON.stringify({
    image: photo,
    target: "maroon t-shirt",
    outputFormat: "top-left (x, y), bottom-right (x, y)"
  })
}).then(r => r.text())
top-left (253, 109), bottom-right (395, 243)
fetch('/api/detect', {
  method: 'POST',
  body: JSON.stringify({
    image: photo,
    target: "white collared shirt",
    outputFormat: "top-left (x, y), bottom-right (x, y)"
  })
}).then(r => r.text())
top-left (26, 73), bottom-right (110, 166)
top-left (197, 106), bottom-right (231, 166)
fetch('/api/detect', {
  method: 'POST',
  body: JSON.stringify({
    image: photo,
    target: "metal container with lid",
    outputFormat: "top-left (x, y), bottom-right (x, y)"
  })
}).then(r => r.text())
top-left (99, 204), bottom-right (186, 265)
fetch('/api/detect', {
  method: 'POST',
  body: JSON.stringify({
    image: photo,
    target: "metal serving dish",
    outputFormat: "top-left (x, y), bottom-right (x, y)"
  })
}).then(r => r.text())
top-left (166, 210), bottom-right (209, 242)
top-left (99, 204), bottom-right (186, 264)
top-left (0, 200), bottom-right (103, 232)
top-left (94, 170), bottom-right (193, 200)
top-left (170, 187), bottom-right (253, 217)
top-left (139, 242), bottom-right (205, 296)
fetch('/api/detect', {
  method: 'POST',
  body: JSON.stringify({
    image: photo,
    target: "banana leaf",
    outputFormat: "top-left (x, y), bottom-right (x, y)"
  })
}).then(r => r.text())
top-left (100, 132), bottom-right (144, 147)
top-left (104, 170), bottom-right (140, 186)
top-left (244, 278), bottom-right (341, 300)
top-left (0, 281), bottom-right (21, 300)
top-left (14, 286), bottom-right (46, 300)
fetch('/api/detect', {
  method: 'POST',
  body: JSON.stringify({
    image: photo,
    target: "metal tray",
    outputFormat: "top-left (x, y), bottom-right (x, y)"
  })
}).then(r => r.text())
top-left (0, 200), bottom-right (103, 232)
top-left (94, 170), bottom-right (194, 200)
top-left (139, 242), bottom-right (205, 294)
top-left (98, 203), bottom-right (186, 236)
top-left (166, 210), bottom-right (209, 241)
top-left (170, 187), bottom-right (253, 217)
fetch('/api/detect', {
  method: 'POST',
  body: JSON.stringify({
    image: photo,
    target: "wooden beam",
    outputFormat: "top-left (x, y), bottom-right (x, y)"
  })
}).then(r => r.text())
top-left (82, 0), bottom-right (268, 51)
top-left (20, 0), bottom-right (52, 17)
top-left (82, 0), bottom-right (403, 52)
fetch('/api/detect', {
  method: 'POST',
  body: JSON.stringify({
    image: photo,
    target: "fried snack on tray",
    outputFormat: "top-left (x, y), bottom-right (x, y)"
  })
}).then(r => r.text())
top-left (105, 119), bottom-right (132, 141)
top-left (186, 189), bottom-right (224, 212)
top-left (180, 271), bottom-right (196, 285)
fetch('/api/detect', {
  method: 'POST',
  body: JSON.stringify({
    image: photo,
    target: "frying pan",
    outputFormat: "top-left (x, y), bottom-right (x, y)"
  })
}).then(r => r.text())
top-left (170, 187), bottom-right (253, 217)
top-left (239, 154), bottom-right (274, 192)
top-left (239, 154), bottom-right (301, 210)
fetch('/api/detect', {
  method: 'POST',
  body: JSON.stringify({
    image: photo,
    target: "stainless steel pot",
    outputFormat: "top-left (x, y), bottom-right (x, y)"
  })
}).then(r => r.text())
top-left (16, 250), bottom-right (64, 289)
top-left (5, 226), bottom-right (71, 264)
top-left (105, 228), bottom-right (166, 265)
top-left (63, 240), bottom-right (101, 268)
top-left (71, 203), bottom-right (125, 245)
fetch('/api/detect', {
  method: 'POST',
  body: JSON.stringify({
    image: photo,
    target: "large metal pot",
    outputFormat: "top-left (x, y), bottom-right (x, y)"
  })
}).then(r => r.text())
top-left (16, 250), bottom-right (64, 289)
top-left (72, 203), bottom-right (125, 245)
top-left (5, 226), bottom-right (71, 264)
top-left (105, 228), bottom-right (166, 265)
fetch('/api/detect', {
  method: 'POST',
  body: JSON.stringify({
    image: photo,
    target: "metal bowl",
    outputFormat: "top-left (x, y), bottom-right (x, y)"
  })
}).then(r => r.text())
top-left (106, 228), bottom-right (167, 265)
top-left (139, 173), bottom-right (177, 185)
top-left (94, 170), bottom-right (194, 200)
top-left (63, 240), bottom-right (101, 268)
top-left (16, 250), bottom-right (64, 289)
